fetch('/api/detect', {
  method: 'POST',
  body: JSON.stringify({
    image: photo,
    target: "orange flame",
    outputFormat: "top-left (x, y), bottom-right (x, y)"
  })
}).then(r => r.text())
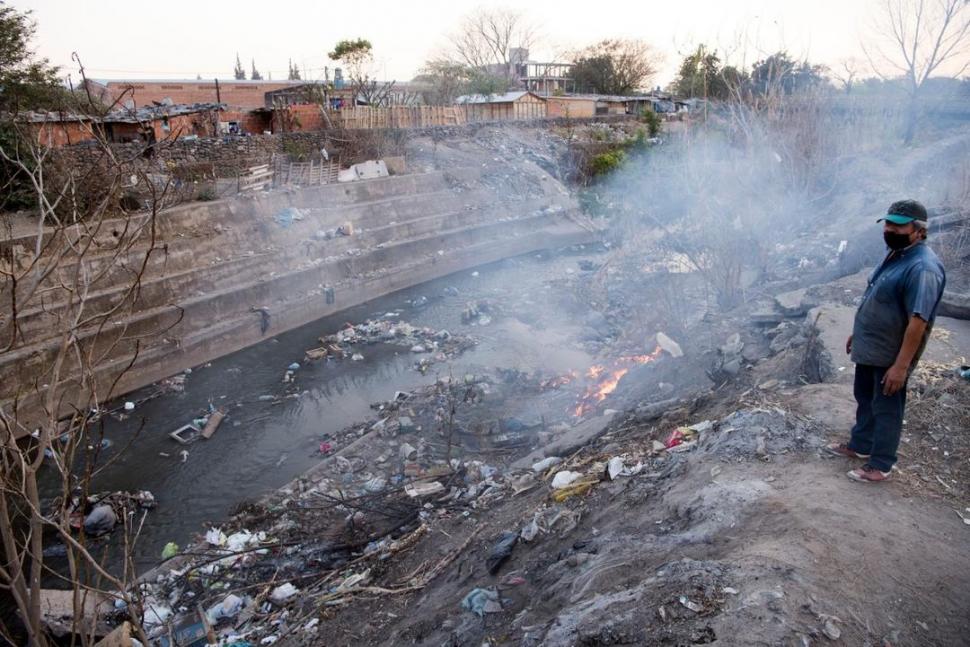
top-left (572, 345), bottom-right (663, 417)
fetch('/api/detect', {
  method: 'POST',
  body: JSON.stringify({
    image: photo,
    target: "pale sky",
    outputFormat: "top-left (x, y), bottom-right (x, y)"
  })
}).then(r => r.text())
top-left (15, 0), bottom-right (937, 86)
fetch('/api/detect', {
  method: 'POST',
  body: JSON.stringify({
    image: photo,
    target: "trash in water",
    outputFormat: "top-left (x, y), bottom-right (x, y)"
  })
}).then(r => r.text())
top-left (288, 362), bottom-right (300, 371)
top-left (169, 424), bottom-right (201, 444)
top-left (161, 542), bottom-right (179, 559)
top-left (461, 587), bottom-right (501, 616)
top-left (82, 505), bottom-right (117, 537)
top-left (201, 410), bottom-right (225, 439)
top-left (124, 401), bottom-right (135, 412)
top-left (206, 593), bottom-right (245, 623)
top-left (206, 528), bottom-right (228, 546)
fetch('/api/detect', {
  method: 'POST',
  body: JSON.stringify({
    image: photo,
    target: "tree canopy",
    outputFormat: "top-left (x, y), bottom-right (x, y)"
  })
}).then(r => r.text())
top-left (0, 4), bottom-right (63, 113)
top-left (233, 53), bottom-right (245, 80)
top-left (750, 52), bottom-right (826, 96)
top-left (570, 39), bottom-right (658, 95)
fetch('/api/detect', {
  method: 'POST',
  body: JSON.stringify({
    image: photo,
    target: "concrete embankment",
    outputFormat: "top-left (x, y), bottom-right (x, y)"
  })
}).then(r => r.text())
top-left (1, 159), bottom-right (598, 434)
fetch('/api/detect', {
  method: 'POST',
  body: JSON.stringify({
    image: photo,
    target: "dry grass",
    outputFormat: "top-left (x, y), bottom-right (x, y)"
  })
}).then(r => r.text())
top-left (897, 361), bottom-right (970, 504)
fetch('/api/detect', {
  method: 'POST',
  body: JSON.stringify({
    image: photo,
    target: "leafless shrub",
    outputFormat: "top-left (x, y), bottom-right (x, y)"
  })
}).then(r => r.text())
top-left (0, 78), bottom-right (176, 645)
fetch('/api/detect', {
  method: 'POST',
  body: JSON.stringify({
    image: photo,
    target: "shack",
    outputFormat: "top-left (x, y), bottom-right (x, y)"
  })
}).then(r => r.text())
top-left (455, 91), bottom-right (547, 122)
top-left (26, 103), bottom-right (225, 147)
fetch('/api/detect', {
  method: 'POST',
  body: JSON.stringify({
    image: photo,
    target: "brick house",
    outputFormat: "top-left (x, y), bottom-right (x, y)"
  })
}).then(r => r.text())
top-left (27, 103), bottom-right (224, 147)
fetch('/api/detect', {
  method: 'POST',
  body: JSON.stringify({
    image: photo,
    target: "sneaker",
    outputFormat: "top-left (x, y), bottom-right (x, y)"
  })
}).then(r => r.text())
top-left (824, 442), bottom-right (870, 459)
top-left (847, 464), bottom-right (891, 483)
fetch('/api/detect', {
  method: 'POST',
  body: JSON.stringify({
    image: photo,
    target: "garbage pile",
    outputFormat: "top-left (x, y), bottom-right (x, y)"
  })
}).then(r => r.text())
top-left (305, 319), bottom-right (476, 373)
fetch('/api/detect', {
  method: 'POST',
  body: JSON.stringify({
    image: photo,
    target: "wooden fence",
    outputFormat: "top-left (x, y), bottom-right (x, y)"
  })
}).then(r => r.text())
top-left (272, 157), bottom-right (340, 187)
top-left (237, 164), bottom-right (274, 192)
top-left (331, 106), bottom-right (466, 129)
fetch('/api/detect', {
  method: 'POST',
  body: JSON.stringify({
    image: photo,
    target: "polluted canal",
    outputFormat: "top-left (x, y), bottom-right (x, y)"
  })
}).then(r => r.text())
top-left (52, 245), bottom-right (620, 573)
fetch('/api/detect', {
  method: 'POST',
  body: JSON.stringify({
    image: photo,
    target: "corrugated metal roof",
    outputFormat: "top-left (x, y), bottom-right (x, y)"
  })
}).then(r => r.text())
top-left (454, 91), bottom-right (536, 104)
top-left (24, 103), bottom-right (225, 124)
top-left (538, 93), bottom-right (662, 102)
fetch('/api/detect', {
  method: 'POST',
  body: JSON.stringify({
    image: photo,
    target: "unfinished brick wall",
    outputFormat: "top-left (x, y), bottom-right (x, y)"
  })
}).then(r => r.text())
top-left (102, 80), bottom-right (299, 109)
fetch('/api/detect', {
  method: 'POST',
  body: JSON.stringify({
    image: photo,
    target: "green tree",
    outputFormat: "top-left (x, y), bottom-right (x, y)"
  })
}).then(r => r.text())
top-left (570, 39), bottom-right (659, 95)
top-left (250, 58), bottom-right (263, 80)
top-left (0, 5), bottom-right (63, 113)
top-left (0, 5), bottom-right (66, 211)
top-left (329, 38), bottom-right (373, 82)
top-left (414, 59), bottom-right (472, 104)
top-left (674, 45), bottom-right (730, 99)
top-left (233, 53), bottom-right (245, 79)
top-left (288, 58), bottom-right (301, 80)
top-left (750, 52), bottom-right (826, 96)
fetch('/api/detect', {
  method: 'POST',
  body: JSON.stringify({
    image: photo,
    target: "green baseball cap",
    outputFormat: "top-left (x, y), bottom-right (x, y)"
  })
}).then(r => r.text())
top-left (877, 199), bottom-right (927, 225)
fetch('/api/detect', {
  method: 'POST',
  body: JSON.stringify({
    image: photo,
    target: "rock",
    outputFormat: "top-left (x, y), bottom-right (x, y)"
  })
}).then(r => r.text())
top-left (750, 310), bottom-right (785, 325)
top-left (721, 358), bottom-right (742, 376)
top-left (774, 287), bottom-right (816, 317)
top-left (938, 291), bottom-right (970, 320)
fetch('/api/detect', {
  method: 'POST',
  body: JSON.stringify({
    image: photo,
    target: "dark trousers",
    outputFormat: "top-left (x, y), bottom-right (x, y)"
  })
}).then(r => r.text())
top-left (848, 364), bottom-right (907, 471)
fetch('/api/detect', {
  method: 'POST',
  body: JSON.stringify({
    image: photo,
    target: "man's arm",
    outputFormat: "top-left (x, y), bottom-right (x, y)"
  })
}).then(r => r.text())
top-left (882, 315), bottom-right (928, 395)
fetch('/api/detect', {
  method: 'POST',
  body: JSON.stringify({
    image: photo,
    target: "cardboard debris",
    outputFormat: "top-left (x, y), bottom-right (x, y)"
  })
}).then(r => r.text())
top-left (404, 481), bottom-right (445, 498)
top-left (201, 410), bottom-right (225, 439)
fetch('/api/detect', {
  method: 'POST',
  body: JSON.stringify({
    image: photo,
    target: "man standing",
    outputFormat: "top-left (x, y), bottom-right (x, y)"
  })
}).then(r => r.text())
top-left (826, 200), bottom-right (946, 482)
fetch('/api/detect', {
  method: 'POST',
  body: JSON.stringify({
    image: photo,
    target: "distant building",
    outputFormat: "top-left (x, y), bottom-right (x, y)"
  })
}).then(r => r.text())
top-left (542, 94), bottom-right (662, 118)
top-left (25, 103), bottom-right (225, 147)
top-left (454, 91), bottom-right (546, 121)
top-left (82, 79), bottom-right (310, 110)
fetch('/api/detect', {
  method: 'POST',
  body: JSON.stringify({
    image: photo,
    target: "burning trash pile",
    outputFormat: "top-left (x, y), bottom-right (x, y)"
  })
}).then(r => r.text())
top-left (304, 319), bottom-right (476, 373)
top-left (571, 333), bottom-right (683, 418)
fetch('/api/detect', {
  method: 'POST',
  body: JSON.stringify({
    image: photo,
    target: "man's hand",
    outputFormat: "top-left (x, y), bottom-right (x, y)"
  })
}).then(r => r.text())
top-left (845, 335), bottom-right (853, 355)
top-left (882, 364), bottom-right (908, 396)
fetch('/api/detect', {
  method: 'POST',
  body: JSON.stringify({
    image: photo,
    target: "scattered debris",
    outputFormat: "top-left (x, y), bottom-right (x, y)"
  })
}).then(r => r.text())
top-left (486, 531), bottom-right (519, 574)
top-left (461, 588), bottom-right (502, 617)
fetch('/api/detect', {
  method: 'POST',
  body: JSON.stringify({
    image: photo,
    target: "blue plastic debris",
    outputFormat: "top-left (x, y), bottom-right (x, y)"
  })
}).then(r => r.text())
top-left (461, 588), bottom-right (501, 617)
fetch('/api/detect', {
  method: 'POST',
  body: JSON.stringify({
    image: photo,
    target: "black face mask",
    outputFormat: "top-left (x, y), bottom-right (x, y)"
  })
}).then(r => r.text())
top-left (884, 231), bottom-right (912, 250)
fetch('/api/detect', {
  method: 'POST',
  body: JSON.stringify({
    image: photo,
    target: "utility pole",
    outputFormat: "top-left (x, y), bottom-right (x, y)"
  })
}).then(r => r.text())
top-left (215, 78), bottom-right (221, 103)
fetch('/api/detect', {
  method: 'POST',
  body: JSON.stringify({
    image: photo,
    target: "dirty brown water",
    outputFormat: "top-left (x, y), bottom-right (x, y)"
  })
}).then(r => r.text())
top-left (40, 248), bottom-right (605, 575)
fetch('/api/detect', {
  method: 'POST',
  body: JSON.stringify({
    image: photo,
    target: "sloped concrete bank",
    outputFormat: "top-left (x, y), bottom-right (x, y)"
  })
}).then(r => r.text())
top-left (1, 160), bottom-right (598, 434)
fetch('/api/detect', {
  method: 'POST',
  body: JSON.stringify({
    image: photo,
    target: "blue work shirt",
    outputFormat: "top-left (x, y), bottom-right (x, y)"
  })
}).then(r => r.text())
top-left (851, 241), bottom-right (946, 368)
